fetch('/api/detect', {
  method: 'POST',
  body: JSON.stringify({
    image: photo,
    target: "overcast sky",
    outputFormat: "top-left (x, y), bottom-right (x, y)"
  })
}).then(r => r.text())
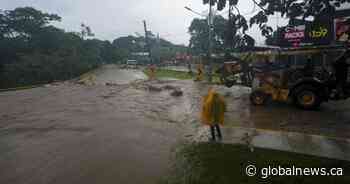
top-left (1, 0), bottom-right (283, 45)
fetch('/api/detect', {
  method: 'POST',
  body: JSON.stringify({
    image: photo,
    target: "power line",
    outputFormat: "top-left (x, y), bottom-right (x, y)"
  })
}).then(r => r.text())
top-left (143, 20), bottom-right (152, 63)
top-left (216, 2), bottom-right (258, 17)
top-left (161, 33), bottom-right (189, 37)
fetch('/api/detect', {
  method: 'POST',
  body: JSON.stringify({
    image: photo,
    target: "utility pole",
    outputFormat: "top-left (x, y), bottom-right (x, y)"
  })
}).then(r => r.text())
top-left (143, 20), bottom-right (152, 64)
top-left (184, 3), bottom-right (213, 82)
top-left (207, 0), bottom-right (213, 82)
top-left (228, 2), bottom-right (233, 50)
top-left (157, 33), bottom-right (161, 64)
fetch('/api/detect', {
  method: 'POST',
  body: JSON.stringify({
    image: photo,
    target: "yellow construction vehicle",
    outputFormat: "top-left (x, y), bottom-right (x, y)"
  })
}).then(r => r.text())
top-left (219, 46), bottom-right (350, 110)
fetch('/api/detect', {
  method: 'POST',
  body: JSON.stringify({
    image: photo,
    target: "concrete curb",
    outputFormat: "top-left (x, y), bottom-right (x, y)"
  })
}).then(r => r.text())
top-left (194, 126), bottom-right (350, 161)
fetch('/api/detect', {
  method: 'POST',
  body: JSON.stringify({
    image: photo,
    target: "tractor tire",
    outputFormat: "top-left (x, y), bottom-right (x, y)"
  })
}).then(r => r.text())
top-left (250, 91), bottom-right (268, 106)
top-left (293, 85), bottom-right (321, 110)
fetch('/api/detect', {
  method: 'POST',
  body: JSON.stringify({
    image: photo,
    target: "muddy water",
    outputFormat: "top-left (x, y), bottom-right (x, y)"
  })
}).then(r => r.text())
top-left (92, 65), bottom-right (147, 85)
top-left (0, 81), bottom-right (186, 184)
top-left (1, 67), bottom-right (350, 184)
top-left (152, 80), bottom-right (350, 139)
top-left (222, 88), bottom-right (350, 138)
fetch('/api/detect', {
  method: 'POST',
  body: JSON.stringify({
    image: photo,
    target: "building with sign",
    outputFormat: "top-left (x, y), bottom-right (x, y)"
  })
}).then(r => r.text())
top-left (270, 9), bottom-right (350, 48)
top-left (276, 18), bottom-right (332, 47)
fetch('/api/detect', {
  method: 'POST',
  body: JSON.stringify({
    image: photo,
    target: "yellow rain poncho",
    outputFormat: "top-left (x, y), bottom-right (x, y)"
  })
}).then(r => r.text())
top-left (200, 88), bottom-right (226, 126)
top-left (148, 64), bottom-right (156, 80)
top-left (195, 63), bottom-right (204, 81)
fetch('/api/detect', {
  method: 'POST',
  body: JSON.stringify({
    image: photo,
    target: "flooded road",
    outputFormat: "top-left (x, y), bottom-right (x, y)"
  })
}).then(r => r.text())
top-left (84, 65), bottom-right (147, 85)
top-left (0, 81), bottom-right (184, 184)
top-left (221, 86), bottom-right (350, 139)
top-left (1, 65), bottom-right (350, 183)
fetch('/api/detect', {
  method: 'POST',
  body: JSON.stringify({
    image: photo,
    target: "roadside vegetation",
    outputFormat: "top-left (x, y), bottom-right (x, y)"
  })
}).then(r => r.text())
top-left (143, 69), bottom-right (193, 80)
top-left (0, 7), bottom-right (119, 88)
top-left (0, 7), bottom-right (185, 89)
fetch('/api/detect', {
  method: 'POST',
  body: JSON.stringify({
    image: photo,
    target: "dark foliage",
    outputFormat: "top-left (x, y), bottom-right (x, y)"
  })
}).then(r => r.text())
top-left (0, 7), bottom-right (184, 88)
top-left (203, 0), bottom-right (350, 39)
top-left (0, 7), bottom-right (129, 88)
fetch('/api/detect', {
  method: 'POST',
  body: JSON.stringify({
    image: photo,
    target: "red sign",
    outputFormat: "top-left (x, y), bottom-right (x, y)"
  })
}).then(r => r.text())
top-left (278, 22), bottom-right (332, 48)
top-left (335, 17), bottom-right (350, 43)
top-left (283, 25), bottom-right (306, 47)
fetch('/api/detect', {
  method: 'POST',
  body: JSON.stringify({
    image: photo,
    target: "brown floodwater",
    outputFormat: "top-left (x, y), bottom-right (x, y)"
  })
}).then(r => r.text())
top-left (0, 66), bottom-right (349, 184)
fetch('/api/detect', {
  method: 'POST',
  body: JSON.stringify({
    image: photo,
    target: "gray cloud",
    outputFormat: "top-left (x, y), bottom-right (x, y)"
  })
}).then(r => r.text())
top-left (1, 0), bottom-right (273, 45)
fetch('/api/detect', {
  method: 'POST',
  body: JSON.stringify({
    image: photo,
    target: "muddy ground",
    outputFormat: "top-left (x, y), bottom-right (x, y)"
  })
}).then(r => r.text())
top-left (1, 66), bottom-right (350, 184)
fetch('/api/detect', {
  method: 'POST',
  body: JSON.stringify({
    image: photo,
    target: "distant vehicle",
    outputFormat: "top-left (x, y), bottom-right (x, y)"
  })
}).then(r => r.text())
top-left (126, 60), bottom-right (138, 69)
top-left (215, 60), bottom-right (252, 87)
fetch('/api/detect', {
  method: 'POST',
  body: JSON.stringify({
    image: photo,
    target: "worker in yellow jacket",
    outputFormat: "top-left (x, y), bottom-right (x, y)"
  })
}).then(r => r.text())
top-left (149, 64), bottom-right (156, 80)
top-left (200, 88), bottom-right (226, 141)
top-left (195, 63), bottom-right (204, 81)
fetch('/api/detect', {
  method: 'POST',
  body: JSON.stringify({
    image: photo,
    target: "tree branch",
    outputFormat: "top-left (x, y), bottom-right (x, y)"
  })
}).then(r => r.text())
top-left (251, 0), bottom-right (267, 12)
top-left (233, 5), bottom-right (241, 16)
top-left (302, 0), bottom-right (314, 20)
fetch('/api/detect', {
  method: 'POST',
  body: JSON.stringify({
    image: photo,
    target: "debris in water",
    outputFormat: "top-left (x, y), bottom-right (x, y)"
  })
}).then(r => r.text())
top-left (101, 94), bottom-right (115, 99)
top-left (163, 85), bottom-right (177, 90)
top-left (241, 132), bottom-right (256, 152)
top-left (224, 92), bottom-right (232, 97)
top-left (105, 82), bottom-right (118, 86)
top-left (171, 88), bottom-right (183, 97)
top-left (241, 133), bottom-right (251, 144)
top-left (76, 74), bottom-right (96, 86)
top-left (148, 85), bottom-right (162, 92)
top-left (52, 82), bottom-right (61, 86)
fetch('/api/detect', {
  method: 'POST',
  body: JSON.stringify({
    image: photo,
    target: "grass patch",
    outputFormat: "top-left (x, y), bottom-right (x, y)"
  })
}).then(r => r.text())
top-left (143, 69), bottom-right (193, 80)
top-left (143, 69), bottom-right (222, 83)
top-left (160, 143), bottom-right (350, 184)
top-left (0, 84), bottom-right (44, 92)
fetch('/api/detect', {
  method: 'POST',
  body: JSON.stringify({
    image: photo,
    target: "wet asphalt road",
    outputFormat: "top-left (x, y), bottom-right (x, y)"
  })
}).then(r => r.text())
top-left (1, 65), bottom-right (350, 184)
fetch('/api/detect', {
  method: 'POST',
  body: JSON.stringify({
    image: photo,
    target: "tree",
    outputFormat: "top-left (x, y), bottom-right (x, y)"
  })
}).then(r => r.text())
top-left (0, 7), bottom-right (63, 61)
top-left (113, 34), bottom-right (187, 63)
top-left (0, 7), bottom-right (61, 40)
top-left (0, 7), bottom-right (187, 88)
top-left (202, 0), bottom-right (350, 45)
top-left (113, 35), bottom-right (145, 53)
top-left (189, 18), bottom-right (210, 54)
top-left (0, 7), bottom-right (106, 88)
top-left (80, 23), bottom-right (95, 40)
top-left (189, 15), bottom-right (253, 54)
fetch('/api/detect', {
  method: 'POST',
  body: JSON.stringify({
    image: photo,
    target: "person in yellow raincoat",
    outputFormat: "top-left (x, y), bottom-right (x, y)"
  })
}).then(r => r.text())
top-left (200, 87), bottom-right (226, 141)
top-left (195, 63), bottom-right (204, 81)
top-left (148, 64), bottom-right (156, 80)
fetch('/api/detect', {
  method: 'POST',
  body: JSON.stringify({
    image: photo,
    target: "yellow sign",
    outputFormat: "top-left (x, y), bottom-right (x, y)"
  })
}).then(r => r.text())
top-left (309, 27), bottom-right (328, 38)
